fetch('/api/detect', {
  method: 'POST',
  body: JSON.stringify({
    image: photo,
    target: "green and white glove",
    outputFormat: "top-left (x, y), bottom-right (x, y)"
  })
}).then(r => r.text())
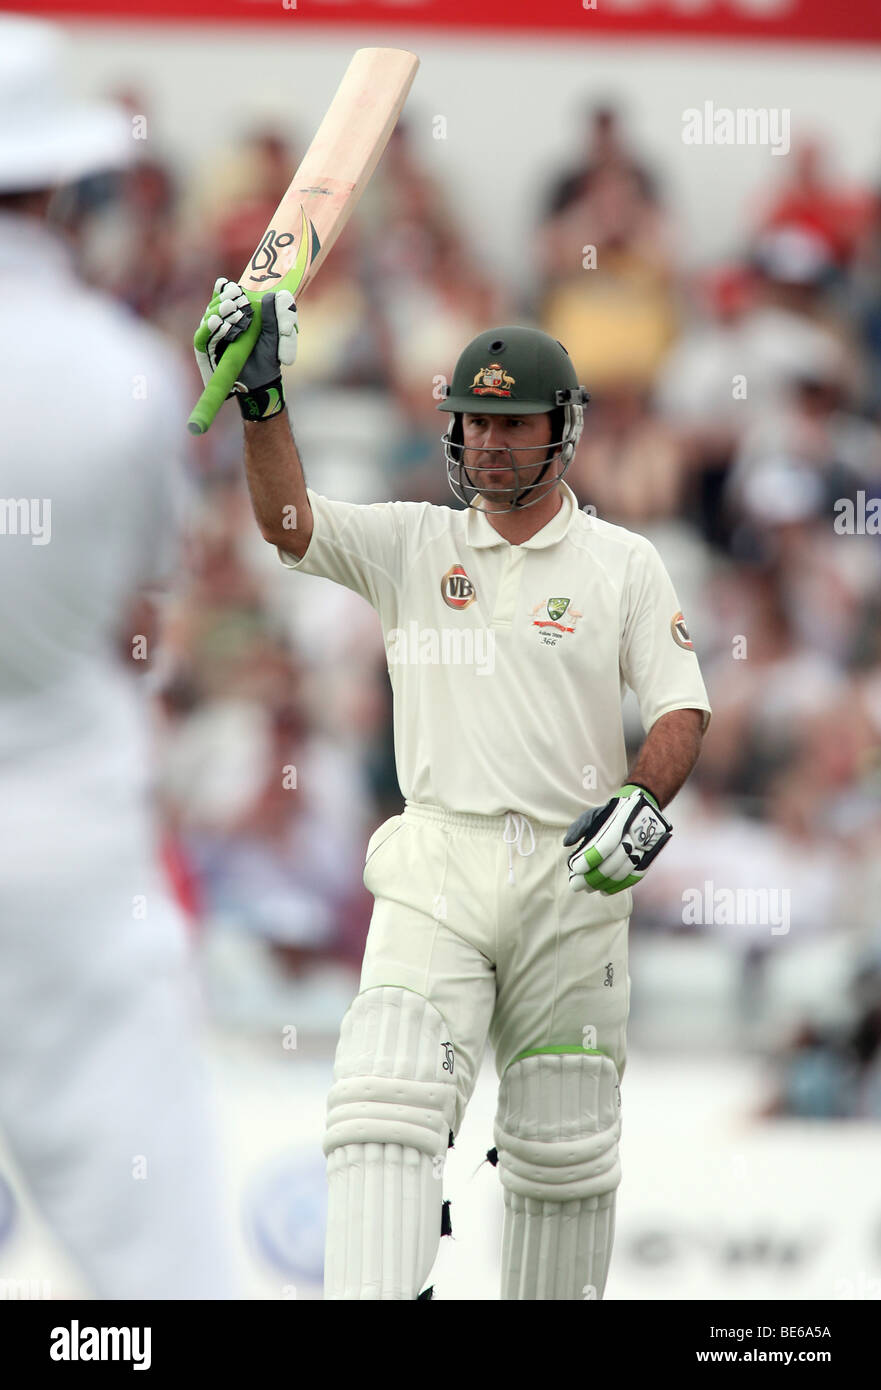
top-left (564, 783), bottom-right (672, 895)
top-left (193, 278), bottom-right (298, 422)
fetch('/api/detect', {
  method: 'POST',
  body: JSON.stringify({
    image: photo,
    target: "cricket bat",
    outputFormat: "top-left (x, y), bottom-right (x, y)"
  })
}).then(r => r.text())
top-left (188, 47), bottom-right (419, 435)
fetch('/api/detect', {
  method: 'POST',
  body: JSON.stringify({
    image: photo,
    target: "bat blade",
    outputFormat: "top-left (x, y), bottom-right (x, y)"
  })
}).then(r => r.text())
top-left (188, 47), bottom-right (419, 435)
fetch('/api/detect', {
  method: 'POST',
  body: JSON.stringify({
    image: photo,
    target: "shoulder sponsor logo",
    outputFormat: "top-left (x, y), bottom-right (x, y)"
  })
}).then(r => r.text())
top-left (441, 564), bottom-right (476, 610)
top-left (671, 610), bottom-right (694, 650)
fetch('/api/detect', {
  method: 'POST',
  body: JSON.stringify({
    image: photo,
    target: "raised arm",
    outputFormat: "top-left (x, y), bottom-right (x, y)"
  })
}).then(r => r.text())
top-left (242, 412), bottom-right (313, 558)
top-left (194, 279), bottom-right (312, 556)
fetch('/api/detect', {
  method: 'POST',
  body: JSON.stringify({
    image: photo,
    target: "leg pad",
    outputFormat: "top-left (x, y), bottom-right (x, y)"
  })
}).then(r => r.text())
top-left (323, 987), bottom-right (457, 1299)
top-left (494, 1050), bottom-right (622, 1299)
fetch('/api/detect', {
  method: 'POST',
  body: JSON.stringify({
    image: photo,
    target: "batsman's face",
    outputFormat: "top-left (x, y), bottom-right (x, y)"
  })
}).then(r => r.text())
top-left (461, 412), bottom-right (555, 502)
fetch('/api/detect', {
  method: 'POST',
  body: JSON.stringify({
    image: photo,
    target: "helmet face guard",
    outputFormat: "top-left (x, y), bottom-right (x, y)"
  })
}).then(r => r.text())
top-left (437, 325), bottom-right (590, 513)
top-left (442, 392), bottom-right (589, 513)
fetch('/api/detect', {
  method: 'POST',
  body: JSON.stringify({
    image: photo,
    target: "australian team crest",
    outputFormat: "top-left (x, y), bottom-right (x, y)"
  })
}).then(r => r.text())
top-left (547, 597), bottom-right (570, 622)
top-left (471, 362), bottom-right (515, 397)
top-left (529, 596), bottom-right (582, 645)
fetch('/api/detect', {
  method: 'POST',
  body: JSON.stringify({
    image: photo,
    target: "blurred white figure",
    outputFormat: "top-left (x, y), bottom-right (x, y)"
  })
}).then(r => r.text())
top-left (0, 18), bottom-right (236, 1298)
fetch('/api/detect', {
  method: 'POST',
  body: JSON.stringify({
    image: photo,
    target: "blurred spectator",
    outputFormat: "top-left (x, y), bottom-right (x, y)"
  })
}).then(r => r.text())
top-left (696, 565), bottom-right (850, 796)
top-left (537, 127), bottom-right (677, 387)
top-left (192, 126), bottom-right (298, 271)
top-left (170, 700), bottom-right (364, 956)
top-left (850, 180), bottom-right (881, 411)
top-left (660, 233), bottom-right (858, 441)
top-left (769, 1023), bottom-right (859, 1119)
top-left (725, 351), bottom-right (881, 508)
top-left (655, 265), bottom-right (757, 547)
top-left (753, 137), bottom-right (875, 270)
top-left (658, 230), bottom-right (866, 550)
top-left (83, 157), bottom-right (181, 318)
top-left (764, 956), bottom-right (881, 1120)
top-left (364, 122), bottom-right (506, 491)
top-left (747, 224), bottom-right (862, 384)
top-left (293, 239), bottom-right (384, 389)
top-left (541, 102), bottom-right (660, 221)
top-left (570, 381), bottom-right (687, 524)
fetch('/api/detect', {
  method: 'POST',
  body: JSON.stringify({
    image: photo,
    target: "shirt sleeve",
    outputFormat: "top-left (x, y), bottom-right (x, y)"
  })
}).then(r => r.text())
top-left (620, 535), bottom-right (712, 734)
top-left (277, 488), bottom-right (401, 616)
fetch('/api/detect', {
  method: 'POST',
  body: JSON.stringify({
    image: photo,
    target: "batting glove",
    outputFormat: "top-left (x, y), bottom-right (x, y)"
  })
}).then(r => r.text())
top-left (564, 783), bottom-right (672, 895)
top-left (193, 278), bottom-right (298, 422)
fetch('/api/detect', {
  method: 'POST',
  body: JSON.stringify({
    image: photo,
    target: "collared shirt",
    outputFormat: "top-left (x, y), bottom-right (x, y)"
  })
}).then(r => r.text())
top-left (279, 480), bottom-right (711, 827)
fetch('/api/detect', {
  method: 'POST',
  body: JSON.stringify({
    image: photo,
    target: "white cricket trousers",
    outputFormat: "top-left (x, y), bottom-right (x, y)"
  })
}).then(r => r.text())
top-left (358, 800), bottom-right (631, 1137)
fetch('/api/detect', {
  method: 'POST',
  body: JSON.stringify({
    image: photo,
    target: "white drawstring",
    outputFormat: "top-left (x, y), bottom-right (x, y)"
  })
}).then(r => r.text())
top-left (503, 812), bottom-right (536, 885)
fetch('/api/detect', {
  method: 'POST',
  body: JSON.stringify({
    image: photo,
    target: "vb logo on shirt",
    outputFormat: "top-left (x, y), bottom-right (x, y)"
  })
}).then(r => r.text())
top-left (671, 610), bottom-right (694, 650)
top-left (441, 564), bottom-right (477, 610)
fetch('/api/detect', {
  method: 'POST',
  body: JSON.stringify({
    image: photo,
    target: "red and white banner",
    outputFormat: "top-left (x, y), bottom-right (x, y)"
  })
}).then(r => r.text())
top-left (16, 0), bottom-right (881, 46)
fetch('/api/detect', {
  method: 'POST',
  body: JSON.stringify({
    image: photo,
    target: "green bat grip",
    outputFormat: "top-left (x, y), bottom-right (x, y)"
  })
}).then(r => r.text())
top-left (187, 213), bottom-right (310, 436)
top-left (187, 312), bottom-right (261, 435)
top-left (182, 315), bottom-right (257, 433)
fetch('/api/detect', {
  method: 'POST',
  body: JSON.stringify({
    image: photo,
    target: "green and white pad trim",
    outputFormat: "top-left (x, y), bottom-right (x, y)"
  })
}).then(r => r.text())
top-left (323, 986), bottom-right (457, 1299)
top-left (494, 1047), bottom-right (622, 1300)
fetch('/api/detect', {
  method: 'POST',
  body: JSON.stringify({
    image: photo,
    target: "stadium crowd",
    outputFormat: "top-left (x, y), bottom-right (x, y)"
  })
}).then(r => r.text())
top-left (58, 99), bottom-right (881, 1116)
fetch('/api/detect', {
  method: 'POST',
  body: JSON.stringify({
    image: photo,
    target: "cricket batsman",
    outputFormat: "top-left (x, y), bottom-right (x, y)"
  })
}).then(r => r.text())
top-left (195, 281), bottom-right (711, 1299)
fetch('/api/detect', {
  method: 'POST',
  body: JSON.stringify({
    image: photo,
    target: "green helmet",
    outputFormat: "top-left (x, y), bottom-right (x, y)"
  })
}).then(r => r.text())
top-left (437, 325), bottom-right (590, 511)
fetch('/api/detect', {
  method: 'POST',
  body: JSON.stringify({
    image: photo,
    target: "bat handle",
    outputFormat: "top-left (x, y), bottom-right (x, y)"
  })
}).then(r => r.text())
top-left (186, 316), bottom-right (260, 436)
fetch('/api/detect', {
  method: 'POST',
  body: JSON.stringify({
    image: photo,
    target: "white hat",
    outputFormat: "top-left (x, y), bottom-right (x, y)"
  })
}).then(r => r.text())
top-left (0, 17), bottom-right (132, 194)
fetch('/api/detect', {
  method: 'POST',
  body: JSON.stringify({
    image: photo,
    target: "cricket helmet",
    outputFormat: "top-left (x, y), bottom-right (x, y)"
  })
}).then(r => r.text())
top-left (437, 325), bottom-right (590, 512)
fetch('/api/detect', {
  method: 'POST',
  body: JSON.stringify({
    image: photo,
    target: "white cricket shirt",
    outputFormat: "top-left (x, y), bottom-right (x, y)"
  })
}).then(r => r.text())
top-left (279, 481), bottom-right (711, 826)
